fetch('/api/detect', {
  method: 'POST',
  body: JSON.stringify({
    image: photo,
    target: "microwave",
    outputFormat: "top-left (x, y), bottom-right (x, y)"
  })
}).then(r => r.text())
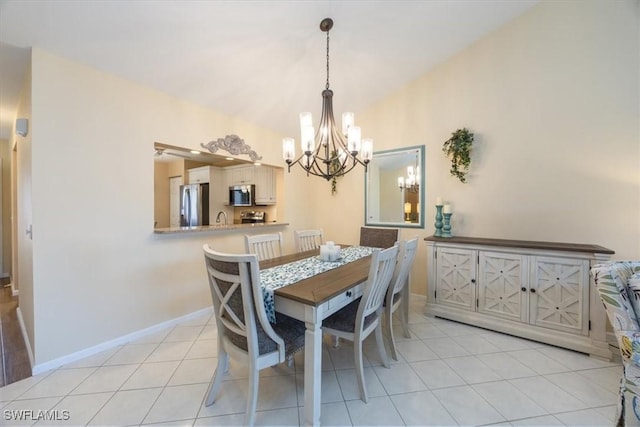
top-left (229, 185), bottom-right (255, 206)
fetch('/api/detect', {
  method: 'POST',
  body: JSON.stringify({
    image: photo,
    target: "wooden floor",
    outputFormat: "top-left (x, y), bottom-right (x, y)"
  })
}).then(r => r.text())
top-left (0, 278), bottom-right (31, 387)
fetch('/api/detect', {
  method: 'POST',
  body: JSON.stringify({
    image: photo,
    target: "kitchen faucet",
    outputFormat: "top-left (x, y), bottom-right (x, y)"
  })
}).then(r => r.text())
top-left (215, 211), bottom-right (228, 225)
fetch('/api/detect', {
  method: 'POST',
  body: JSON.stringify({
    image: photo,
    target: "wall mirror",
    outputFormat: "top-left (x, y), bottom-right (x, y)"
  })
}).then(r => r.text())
top-left (365, 145), bottom-right (425, 229)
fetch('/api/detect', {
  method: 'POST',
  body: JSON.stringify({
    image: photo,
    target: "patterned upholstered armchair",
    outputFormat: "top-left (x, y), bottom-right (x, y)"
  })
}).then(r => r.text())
top-left (591, 261), bottom-right (640, 426)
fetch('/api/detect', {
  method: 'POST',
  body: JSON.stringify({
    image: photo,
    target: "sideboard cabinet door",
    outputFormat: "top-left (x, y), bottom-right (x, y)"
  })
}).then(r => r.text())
top-left (478, 251), bottom-right (528, 323)
top-left (435, 247), bottom-right (476, 311)
top-left (529, 256), bottom-right (589, 336)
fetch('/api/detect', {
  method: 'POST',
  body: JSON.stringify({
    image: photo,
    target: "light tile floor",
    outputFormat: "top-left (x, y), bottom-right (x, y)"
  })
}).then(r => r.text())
top-left (0, 296), bottom-right (622, 426)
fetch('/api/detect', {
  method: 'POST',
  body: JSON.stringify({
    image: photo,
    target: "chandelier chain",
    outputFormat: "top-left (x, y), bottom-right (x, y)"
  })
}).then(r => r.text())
top-left (325, 30), bottom-right (330, 90)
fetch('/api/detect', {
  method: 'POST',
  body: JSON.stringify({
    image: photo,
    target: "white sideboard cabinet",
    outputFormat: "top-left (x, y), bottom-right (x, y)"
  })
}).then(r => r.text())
top-left (425, 236), bottom-right (615, 359)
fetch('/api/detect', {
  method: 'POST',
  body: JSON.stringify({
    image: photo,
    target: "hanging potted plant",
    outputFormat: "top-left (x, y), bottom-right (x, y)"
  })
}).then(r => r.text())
top-left (442, 128), bottom-right (474, 183)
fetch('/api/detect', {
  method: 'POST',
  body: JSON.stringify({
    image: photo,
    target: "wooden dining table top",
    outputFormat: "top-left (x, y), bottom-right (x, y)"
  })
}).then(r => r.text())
top-left (259, 246), bottom-right (372, 307)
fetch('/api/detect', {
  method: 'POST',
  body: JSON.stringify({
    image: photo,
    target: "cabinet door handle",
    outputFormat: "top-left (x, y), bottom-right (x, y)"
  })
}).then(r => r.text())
top-left (471, 279), bottom-right (476, 283)
top-left (346, 291), bottom-right (352, 297)
top-left (521, 287), bottom-right (527, 292)
top-left (530, 288), bottom-right (537, 293)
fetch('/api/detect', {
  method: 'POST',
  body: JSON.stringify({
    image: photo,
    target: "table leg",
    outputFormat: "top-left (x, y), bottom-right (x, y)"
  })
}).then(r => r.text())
top-left (303, 307), bottom-right (322, 427)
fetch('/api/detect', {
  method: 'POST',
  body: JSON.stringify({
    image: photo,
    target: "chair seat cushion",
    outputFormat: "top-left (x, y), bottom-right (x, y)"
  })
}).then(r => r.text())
top-left (322, 298), bottom-right (376, 333)
top-left (272, 313), bottom-right (306, 357)
top-left (226, 312), bottom-right (305, 357)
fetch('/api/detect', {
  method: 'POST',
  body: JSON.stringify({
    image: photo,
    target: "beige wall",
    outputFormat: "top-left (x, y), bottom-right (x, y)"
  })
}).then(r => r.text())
top-left (17, 0), bottom-right (640, 369)
top-left (16, 61), bottom-right (33, 357)
top-left (28, 48), bottom-right (294, 368)
top-left (330, 0), bottom-right (639, 295)
top-left (153, 162), bottom-right (170, 228)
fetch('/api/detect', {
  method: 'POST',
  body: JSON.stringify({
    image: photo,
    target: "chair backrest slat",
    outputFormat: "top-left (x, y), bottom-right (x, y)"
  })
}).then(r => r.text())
top-left (388, 237), bottom-right (419, 302)
top-left (358, 245), bottom-right (399, 323)
top-left (245, 232), bottom-right (284, 261)
top-left (294, 229), bottom-right (324, 252)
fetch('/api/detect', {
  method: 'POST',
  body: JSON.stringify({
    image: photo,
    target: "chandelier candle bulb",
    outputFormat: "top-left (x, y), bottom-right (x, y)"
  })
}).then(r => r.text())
top-left (398, 177), bottom-right (405, 189)
top-left (361, 139), bottom-right (373, 162)
top-left (300, 112), bottom-right (313, 128)
top-left (342, 112), bottom-right (354, 135)
top-left (347, 126), bottom-right (361, 152)
top-left (283, 138), bottom-right (295, 161)
top-left (302, 125), bottom-right (315, 153)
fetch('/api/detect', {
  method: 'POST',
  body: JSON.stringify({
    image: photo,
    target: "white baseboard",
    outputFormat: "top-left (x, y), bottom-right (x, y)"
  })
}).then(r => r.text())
top-left (30, 306), bottom-right (213, 376)
top-left (9, 282), bottom-right (18, 296)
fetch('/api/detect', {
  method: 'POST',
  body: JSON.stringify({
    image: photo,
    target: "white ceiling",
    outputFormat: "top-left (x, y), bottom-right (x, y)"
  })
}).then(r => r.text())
top-left (0, 0), bottom-right (539, 141)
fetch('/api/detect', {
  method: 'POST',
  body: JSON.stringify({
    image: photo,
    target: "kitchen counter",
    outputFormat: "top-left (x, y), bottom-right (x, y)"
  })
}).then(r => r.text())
top-left (153, 221), bottom-right (289, 234)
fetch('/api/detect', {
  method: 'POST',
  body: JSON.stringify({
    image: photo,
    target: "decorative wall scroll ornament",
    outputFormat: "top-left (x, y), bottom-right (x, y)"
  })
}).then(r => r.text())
top-left (201, 134), bottom-right (262, 162)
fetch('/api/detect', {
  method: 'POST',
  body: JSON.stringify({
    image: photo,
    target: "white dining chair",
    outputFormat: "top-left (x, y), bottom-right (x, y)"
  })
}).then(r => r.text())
top-left (202, 245), bottom-right (306, 427)
top-left (322, 244), bottom-right (399, 403)
top-left (384, 237), bottom-right (419, 361)
top-left (294, 229), bottom-right (324, 252)
top-left (244, 232), bottom-right (284, 261)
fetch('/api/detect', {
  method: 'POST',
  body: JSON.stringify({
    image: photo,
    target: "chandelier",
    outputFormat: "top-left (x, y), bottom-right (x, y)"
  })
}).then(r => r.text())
top-left (282, 18), bottom-right (372, 181)
top-left (398, 160), bottom-right (420, 193)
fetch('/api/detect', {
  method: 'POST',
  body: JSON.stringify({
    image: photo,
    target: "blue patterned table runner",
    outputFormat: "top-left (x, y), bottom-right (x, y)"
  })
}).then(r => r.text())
top-left (260, 246), bottom-right (376, 323)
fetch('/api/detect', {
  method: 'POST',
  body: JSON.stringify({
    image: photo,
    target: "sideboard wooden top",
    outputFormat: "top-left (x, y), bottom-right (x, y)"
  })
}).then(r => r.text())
top-left (424, 235), bottom-right (615, 255)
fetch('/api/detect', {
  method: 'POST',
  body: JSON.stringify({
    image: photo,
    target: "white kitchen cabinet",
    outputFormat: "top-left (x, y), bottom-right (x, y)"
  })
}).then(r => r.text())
top-left (209, 167), bottom-right (227, 211)
top-left (187, 166), bottom-right (213, 184)
top-left (425, 236), bottom-right (614, 359)
top-left (253, 165), bottom-right (276, 205)
top-left (226, 165), bottom-right (254, 186)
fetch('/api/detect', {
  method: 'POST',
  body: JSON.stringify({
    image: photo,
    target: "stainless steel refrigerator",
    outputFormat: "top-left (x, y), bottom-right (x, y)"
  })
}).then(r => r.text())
top-left (180, 183), bottom-right (209, 226)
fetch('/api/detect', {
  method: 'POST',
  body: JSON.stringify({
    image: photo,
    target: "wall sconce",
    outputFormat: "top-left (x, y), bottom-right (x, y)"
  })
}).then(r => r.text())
top-left (16, 118), bottom-right (28, 137)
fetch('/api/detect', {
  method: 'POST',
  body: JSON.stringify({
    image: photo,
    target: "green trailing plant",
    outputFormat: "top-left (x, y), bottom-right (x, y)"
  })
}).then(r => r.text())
top-left (442, 128), bottom-right (474, 183)
top-left (329, 150), bottom-right (343, 194)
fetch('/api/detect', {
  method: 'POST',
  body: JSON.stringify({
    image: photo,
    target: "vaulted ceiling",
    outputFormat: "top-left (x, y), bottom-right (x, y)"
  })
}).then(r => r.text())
top-left (0, 0), bottom-right (539, 141)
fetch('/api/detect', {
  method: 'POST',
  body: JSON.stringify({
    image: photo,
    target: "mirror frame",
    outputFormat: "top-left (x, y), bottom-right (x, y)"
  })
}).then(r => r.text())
top-left (364, 145), bottom-right (425, 229)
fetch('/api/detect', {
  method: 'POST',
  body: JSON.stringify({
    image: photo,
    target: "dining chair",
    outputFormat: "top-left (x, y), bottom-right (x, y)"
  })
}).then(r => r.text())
top-left (202, 245), bottom-right (306, 427)
top-left (384, 237), bottom-right (419, 361)
top-left (322, 244), bottom-right (399, 403)
top-left (359, 226), bottom-right (398, 248)
top-left (244, 232), bottom-right (284, 261)
top-left (294, 229), bottom-right (324, 252)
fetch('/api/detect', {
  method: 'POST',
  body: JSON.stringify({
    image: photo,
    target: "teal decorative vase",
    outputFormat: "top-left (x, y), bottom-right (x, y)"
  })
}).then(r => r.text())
top-left (442, 213), bottom-right (452, 238)
top-left (434, 205), bottom-right (443, 237)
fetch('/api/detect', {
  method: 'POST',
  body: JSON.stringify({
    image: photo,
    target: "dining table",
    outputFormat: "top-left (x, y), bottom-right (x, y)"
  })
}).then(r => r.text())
top-left (259, 245), bottom-right (376, 427)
